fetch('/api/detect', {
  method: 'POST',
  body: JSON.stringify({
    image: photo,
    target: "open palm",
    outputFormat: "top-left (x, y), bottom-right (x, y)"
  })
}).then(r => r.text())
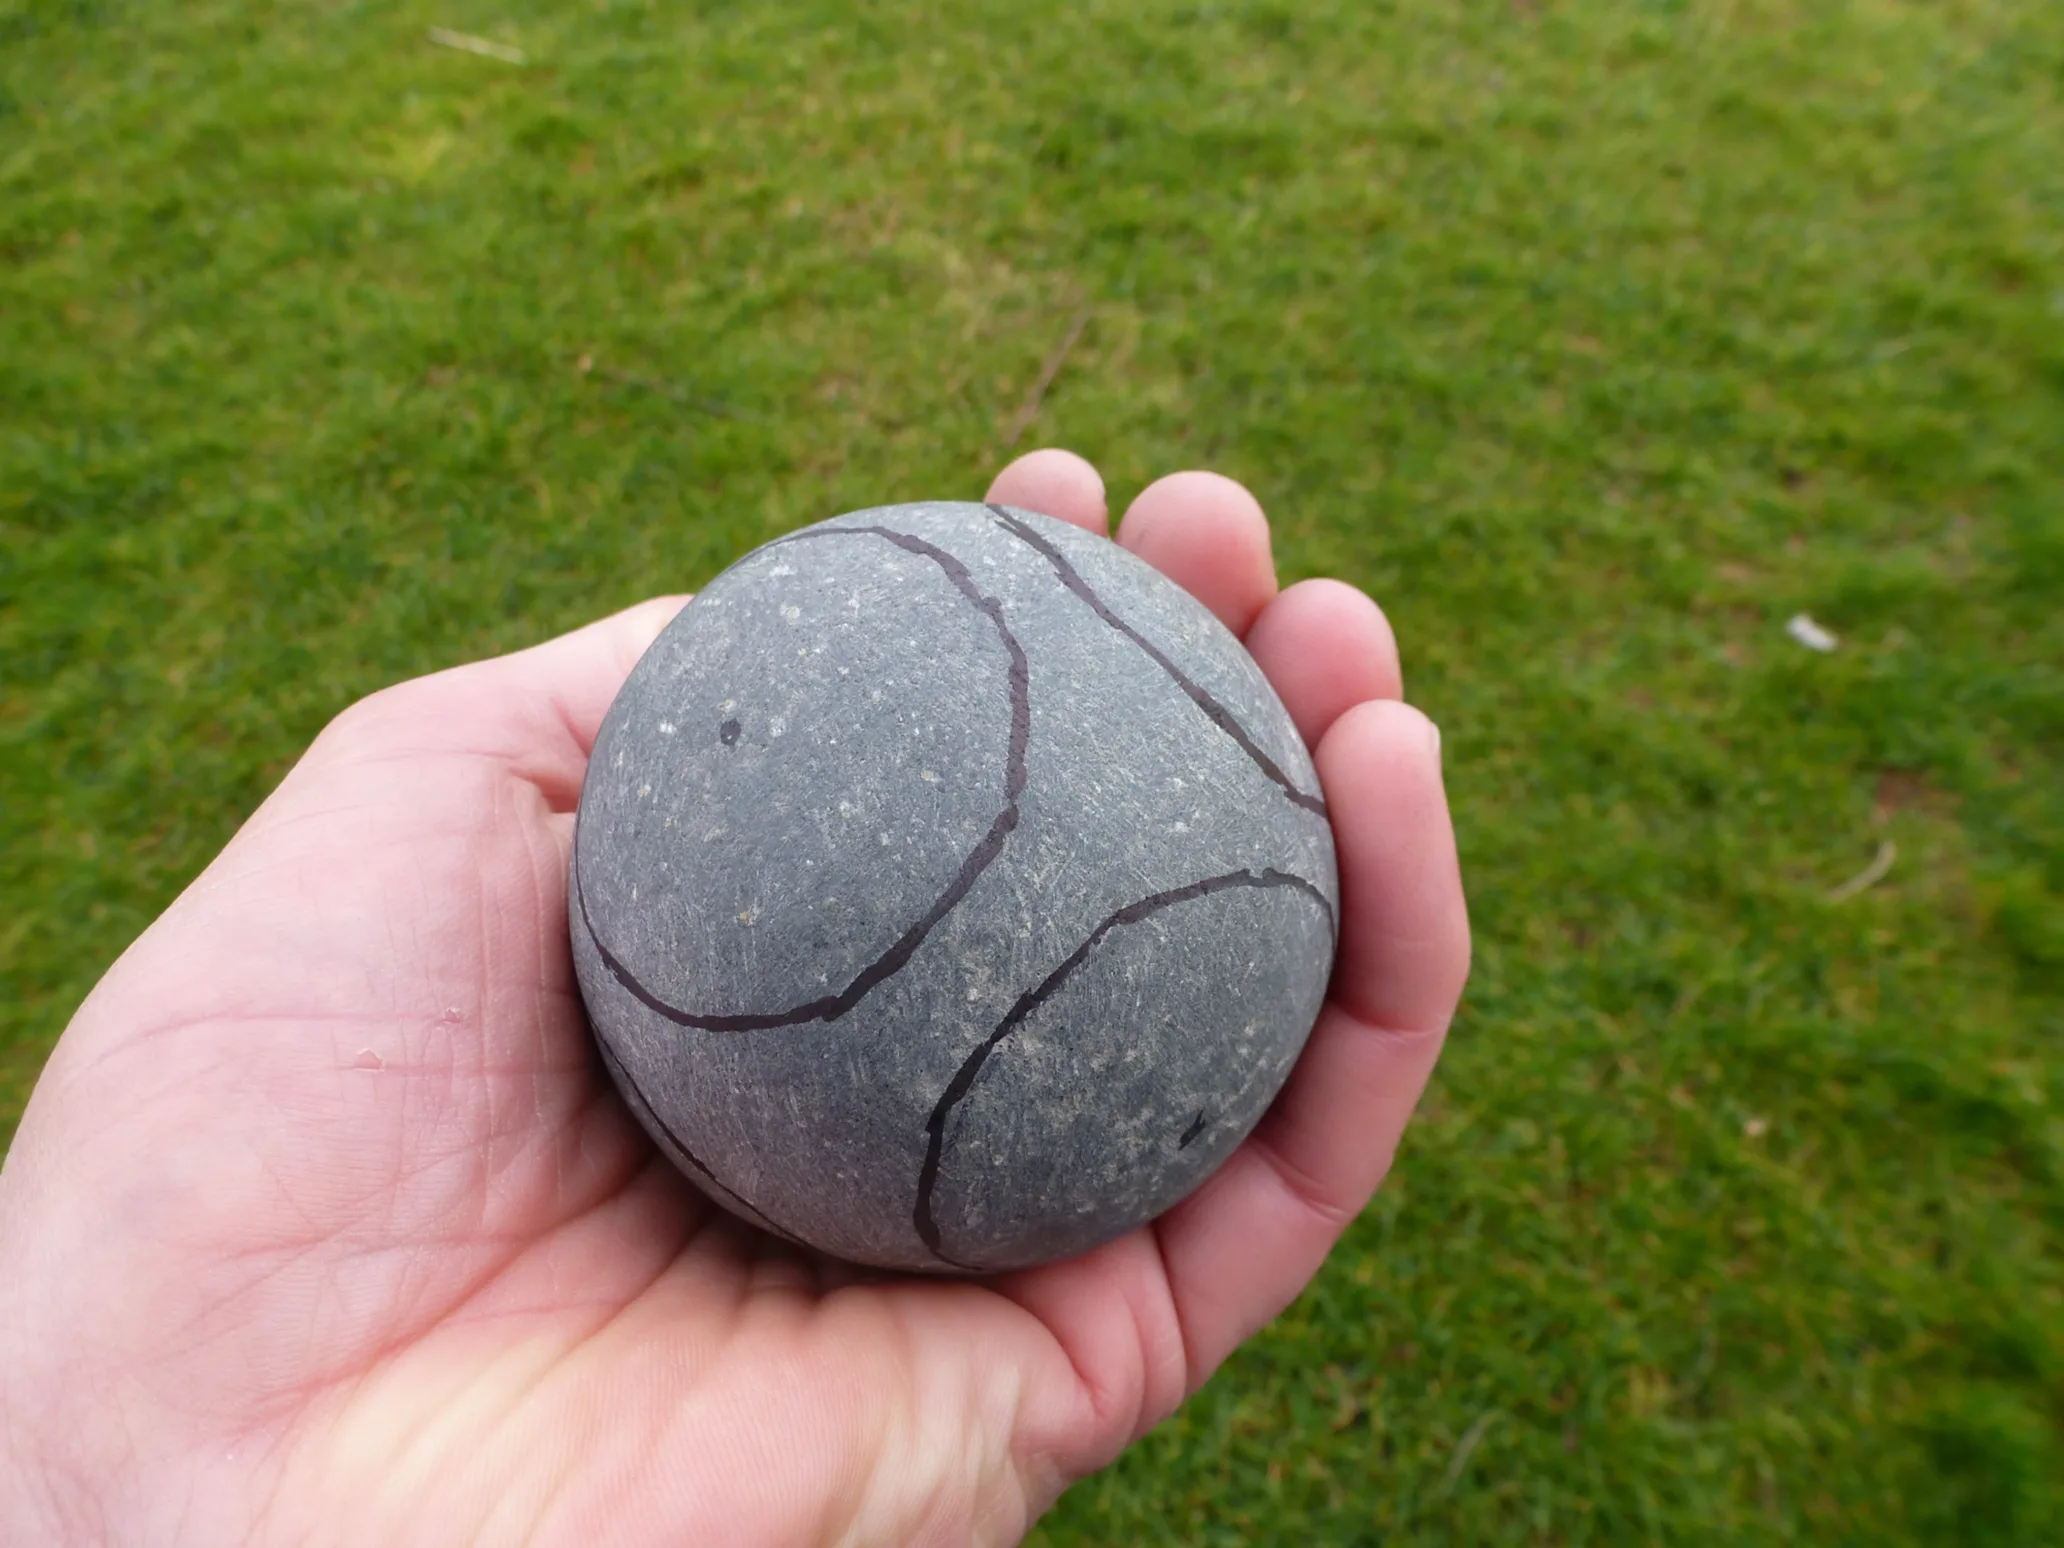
top-left (0, 452), bottom-right (1468, 1547)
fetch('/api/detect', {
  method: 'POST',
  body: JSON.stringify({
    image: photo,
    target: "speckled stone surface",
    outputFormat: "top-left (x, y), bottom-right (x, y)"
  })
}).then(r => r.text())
top-left (571, 501), bottom-right (1337, 1272)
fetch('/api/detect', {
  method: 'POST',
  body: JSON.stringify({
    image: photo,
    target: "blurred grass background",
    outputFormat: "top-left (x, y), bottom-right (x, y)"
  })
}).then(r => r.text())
top-left (3, 0), bottom-right (2061, 1540)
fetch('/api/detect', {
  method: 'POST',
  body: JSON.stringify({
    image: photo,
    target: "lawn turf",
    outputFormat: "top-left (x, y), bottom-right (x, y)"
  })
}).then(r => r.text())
top-left (2, 0), bottom-right (2061, 1540)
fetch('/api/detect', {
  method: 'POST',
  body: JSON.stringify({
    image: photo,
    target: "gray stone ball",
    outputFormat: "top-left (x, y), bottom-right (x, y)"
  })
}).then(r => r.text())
top-left (570, 501), bottom-right (1337, 1272)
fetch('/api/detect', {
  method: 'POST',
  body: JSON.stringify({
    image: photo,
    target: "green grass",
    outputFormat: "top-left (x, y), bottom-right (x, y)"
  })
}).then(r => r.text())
top-left (4, 0), bottom-right (2062, 1539)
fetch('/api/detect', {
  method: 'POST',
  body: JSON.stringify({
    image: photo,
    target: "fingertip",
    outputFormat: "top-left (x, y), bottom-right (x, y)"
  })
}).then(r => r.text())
top-left (610, 593), bottom-right (693, 666)
top-left (1315, 700), bottom-right (1469, 1033)
top-left (1244, 579), bottom-right (1404, 748)
top-left (1316, 697), bottom-right (1443, 792)
top-left (986, 448), bottom-right (1109, 536)
top-left (1115, 472), bottom-right (1279, 637)
top-left (471, 593), bottom-right (692, 757)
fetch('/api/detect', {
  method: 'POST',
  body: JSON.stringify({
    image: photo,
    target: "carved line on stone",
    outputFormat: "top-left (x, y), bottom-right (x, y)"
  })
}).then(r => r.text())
top-left (913, 867), bottom-right (1335, 1263)
top-left (575, 524), bottom-right (1031, 1032)
top-left (593, 1034), bottom-right (804, 1244)
top-left (988, 506), bottom-right (1329, 820)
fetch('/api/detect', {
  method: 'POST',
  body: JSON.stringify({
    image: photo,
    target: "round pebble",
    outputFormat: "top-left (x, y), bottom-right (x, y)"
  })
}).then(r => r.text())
top-left (571, 501), bottom-right (1337, 1272)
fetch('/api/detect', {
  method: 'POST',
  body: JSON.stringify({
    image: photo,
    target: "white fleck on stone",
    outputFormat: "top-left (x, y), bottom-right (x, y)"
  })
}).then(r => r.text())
top-left (838, 801), bottom-right (854, 818)
top-left (637, 784), bottom-right (652, 799)
top-left (769, 715), bottom-right (788, 738)
top-left (768, 563), bottom-right (794, 577)
top-left (781, 603), bottom-right (801, 624)
top-left (657, 721), bottom-right (677, 735)
top-left (920, 768), bottom-right (939, 783)
top-left (737, 905), bottom-right (759, 925)
top-left (878, 832), bottom-right (891, 846)
top-left (719, 698), bottom-right (737, 713)
top-left (1172, 821), bottom-right (1188, 833)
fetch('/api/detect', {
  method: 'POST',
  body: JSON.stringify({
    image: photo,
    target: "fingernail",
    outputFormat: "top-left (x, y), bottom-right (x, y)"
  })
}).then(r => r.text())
top-left (1426, 718), bottom-right (1443, 766)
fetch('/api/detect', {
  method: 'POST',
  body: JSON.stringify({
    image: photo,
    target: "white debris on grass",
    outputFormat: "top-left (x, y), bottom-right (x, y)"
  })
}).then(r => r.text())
top-left (1826, 840), bottom-right (1897, 904)
top-left (1785, 612), bottom-right (1839, 652)
top-left (426, 27), bottom-right (526, 64)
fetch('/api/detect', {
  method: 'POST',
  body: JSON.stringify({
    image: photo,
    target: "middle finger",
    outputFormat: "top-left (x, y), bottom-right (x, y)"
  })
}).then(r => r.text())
top-left (1115, 471), bottom-right (1279, 637)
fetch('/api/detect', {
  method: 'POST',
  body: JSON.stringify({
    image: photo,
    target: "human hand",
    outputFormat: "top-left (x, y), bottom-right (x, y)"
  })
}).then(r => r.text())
top-left (0, 450), bottom-right (1468, 1547)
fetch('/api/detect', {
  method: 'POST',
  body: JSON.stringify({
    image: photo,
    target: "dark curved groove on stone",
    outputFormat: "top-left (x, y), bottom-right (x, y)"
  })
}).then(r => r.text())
top-left (988, 506), bottom-right (1329, 820)
top-left (575, 524), bottom-right (1031, 1032)
top-left (913, 867), bottom-right (1335, 1259)
top-left (593, 1035), bottom-right (802, 1244)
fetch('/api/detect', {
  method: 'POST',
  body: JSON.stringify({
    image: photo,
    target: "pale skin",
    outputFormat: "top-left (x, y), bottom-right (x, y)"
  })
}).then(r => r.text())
top-left (0, 452), bottom-right (1470, 1547)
